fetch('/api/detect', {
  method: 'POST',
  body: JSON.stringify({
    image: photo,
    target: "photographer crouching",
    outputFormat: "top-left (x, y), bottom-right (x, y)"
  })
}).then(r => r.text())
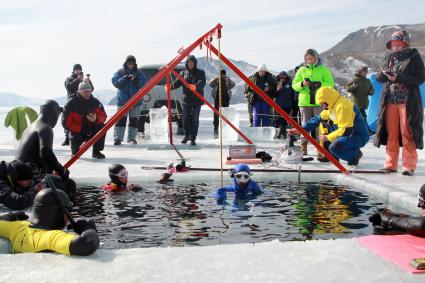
top-left (62, 82), bottom-right (107, 159)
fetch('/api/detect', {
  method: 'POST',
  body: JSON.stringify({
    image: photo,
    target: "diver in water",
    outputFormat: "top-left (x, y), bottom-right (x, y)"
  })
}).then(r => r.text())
top-left (214, 163), bottom-right (262, 204)
top-left (15, 100), bottom-right (76, 199)
top-left (101, 164), bottom-right (142, 192)
top-left (0, 188), bottom-right (99, 255)
top-left (369, 184), bottom-right (425, 237)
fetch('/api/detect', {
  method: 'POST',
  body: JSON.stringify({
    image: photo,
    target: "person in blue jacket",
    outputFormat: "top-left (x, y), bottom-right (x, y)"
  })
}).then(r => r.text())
top-left (214, 163), bottom-right (262, 204)
top-left (111, 55), bottom-right (147, 145)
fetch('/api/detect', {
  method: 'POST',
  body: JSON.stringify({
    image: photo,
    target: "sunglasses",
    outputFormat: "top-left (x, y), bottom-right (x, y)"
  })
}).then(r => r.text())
top-left (235, 173), bottom-right (250, 180)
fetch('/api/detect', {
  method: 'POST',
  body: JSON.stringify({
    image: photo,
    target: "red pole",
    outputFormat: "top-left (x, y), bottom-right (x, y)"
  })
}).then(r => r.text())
top-left (206, 43), bottom-right (349, 175)
top-left (166, 74), bottom-right (173, 145)
top-left (64, 23), bottom-right (223, 168)
top-left (170, 69), bottom-right (254, 145)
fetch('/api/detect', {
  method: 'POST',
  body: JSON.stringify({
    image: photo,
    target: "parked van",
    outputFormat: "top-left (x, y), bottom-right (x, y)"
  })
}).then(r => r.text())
top-left (138, 64), bottom-right (185, 135)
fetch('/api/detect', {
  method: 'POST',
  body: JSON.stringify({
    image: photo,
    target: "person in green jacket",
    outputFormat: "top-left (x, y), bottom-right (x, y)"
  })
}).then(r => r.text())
top-left (346, 66), bottom-right (374, 131)
top-left (292, 49), bottom-right (334, 157)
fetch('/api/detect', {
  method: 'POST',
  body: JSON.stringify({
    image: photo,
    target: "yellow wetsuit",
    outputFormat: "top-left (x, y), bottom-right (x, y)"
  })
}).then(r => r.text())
top-left (0, 220), bottom-right (76, 255)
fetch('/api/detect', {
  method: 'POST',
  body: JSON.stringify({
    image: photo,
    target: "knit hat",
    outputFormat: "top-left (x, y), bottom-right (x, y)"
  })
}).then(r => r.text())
top-left (125, 55), bottom-right (136, 63)
top-left (256, 64), bottom-right (268, 72)
top-left (73, 64), bottom-right (82, 71)
top-left (386, 30), bottom-right (410, 50)
top-left (78, 82), bottom-right (93, 92)
top-left (11, 160), bottom-right (33, 181)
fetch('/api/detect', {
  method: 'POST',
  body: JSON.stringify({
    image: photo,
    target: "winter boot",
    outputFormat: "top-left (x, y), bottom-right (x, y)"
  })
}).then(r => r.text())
top-left (62, 134), bottom-right (69, 146)
top-left (348, 150), bottom-right (363, 166)
top-left (181, 136), bottom-right (189, 144)
top-left (301, 141), bottom-right (308, 156)
top-left (317, 151), bottom-right (329, 163)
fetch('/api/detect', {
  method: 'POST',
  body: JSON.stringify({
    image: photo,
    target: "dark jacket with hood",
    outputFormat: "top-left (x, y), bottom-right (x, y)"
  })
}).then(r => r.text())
top-left (171, 55), bottom-right (206, 105)
top-left (65, 75), bottom-right (94, 100)
top-left (374, 48), bottom-right (425, 150)
top-left (245, 71), bottom-right (277, 105)
top-left (275, 71), bottom-right (295, 109)
top-left (62, 94), bottom-right (107, 135)
top-left (111, 58), bottom-right (147, 107)
top-left (346, 69), bottom-right (374, 110)
top-left (0, 161), bottom-right (36, 210)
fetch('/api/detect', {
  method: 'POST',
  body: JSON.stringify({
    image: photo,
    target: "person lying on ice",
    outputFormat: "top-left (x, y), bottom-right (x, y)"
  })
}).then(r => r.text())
top-left (288, 87), bottom-right (369, 166)
top-left (369, 184), bottom-right (425, 237)
top-left (0, 188), bottom-right (99, 255)
top-left (214, 163), bottom-right (262, 204)
top-left (100, 164), bottom-right (142, 192)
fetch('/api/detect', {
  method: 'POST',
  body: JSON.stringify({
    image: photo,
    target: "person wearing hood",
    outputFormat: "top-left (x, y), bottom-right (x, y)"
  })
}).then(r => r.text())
top-left (15, 100), bottom-right (76, 199)
top-left (100, 164), bottom-right (142, 192)
top-left (288, 87), bottom-right (369, 166)
top-left (214, 163), bottom-right (262, 204)
top-left (245, 64), bottom-right (276, 127)
top-left (0, 188), bottom-right (99, 255)
top-left (0, 160), bottom-right (37, 210)
top-left (374, 30), bottom-right (425, 176)
top-left (369, 184), bottom-right (425, 237)
top-left (62, 82), bottom-right (107, 159)
top-left (274, 71), bottom-right (295, 139)
top-left (292, 49), bottom-right (335, 157)
top-left (346, 66), bottom-right (374, 129)
top-left (169, 55), bottom-right (206, 145)
top-left (111, 55), bottom-right (147, 145)
top-left (63, 64), bottom-right (94, 146)
top-left (209, 69), bottom-right (236, 136)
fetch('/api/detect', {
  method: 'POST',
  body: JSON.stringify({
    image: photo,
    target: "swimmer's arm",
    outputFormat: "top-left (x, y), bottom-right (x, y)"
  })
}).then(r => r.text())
top-left (69, 229), bottom-right (100, 256)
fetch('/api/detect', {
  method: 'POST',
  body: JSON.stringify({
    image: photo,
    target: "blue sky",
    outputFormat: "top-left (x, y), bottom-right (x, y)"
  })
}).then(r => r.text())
top-left (0, 0), bottom-right (424, 99)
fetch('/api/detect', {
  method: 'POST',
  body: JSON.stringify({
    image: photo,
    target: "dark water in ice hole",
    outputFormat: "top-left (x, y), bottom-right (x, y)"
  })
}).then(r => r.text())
top-left (72, 181), bottom-right (384, 249)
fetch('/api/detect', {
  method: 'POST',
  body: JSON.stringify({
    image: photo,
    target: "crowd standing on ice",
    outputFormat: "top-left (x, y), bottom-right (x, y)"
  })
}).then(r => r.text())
top-left (0, 29), bottom-right (424, 256)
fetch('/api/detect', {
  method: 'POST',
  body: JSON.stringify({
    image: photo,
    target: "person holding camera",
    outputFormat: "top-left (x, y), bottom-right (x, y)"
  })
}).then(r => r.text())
top-left (245, 64), bottom-right (276, 127)
top-left (209, 69), bottom-right (236, 135)
top-left (111, 55), bottom-right (147, 145)
top-left (274, 71), bottom-right (295, 139)
top-left (374, 30), bottom-right (425, 176)
top-left (62, 64), bottom-right (94, 146)
top-left (292, 49), bottom-right (334, 157)
top-left (62, 82), bottom-right (107, 159)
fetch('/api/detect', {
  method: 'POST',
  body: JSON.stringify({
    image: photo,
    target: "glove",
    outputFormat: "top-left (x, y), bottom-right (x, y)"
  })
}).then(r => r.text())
top-left (188, 84), bottom-right (197, 92)
top-left (5, 211), bottom-right (29, 221)
top-left (128, 184), bottom-right (143, 191)
top-left (58, 167), bottom-right (70, 181)
top-left (68, 219), bottom-right (97, 234)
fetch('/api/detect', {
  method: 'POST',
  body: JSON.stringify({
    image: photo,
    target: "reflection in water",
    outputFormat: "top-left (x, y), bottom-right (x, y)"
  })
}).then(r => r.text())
top-left (72, 181), bottom-right (383, 249)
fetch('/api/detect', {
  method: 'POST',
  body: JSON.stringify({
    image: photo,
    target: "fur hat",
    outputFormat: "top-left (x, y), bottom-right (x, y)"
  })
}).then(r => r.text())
top-left (386, 30), bottom-right (410, 50)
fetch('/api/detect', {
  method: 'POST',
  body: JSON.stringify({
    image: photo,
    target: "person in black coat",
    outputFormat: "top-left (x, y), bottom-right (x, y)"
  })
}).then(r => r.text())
top-left (274, 71), bottom-right (295, 139)
top-left (374, 30), bottom-right (425, 176)
top-left (0, 160), bottom-right (37, 210)
top-left (169, 55), bottom-right (206, 145)
top-left (62, 82), bottom-right (107, 159)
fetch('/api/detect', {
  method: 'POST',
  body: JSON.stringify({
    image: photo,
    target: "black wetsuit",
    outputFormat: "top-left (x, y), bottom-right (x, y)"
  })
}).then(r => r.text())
top-left (15, 100), bottom-right (76, 199)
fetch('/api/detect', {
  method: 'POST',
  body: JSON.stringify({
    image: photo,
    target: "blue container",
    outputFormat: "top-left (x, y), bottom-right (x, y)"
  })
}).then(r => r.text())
top-left (366, 73), bottom-right (425, 132)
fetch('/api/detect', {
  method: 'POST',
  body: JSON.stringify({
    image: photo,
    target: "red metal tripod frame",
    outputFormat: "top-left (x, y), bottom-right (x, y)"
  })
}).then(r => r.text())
top-left (166, 75), bottom-right (173, 145)
top-left (206, 43), bottom-right (349, 175)
top-left (64, 23), bottom-right (223, 168)
top-left (170, 69), bottom-right (254, 145)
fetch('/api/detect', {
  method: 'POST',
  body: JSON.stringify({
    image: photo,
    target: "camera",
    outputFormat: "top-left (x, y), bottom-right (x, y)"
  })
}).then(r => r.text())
top-left (305, 78), bottom-right (321, 104)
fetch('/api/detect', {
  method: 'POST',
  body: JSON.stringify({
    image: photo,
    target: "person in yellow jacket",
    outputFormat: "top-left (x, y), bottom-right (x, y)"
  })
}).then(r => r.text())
top-left (292, 49), bottom-right (335, 157)
top-left (0, 188), bottom-right (99, 256)
top-left (289, 87), bottom-right (369, 166)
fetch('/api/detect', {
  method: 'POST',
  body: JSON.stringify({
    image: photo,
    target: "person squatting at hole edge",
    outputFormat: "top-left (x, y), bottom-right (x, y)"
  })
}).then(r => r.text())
top-left (288, 87), bottom-right (369, 166)
top-left (112, 55), bottom-right (148, 145)
top-left (168, 55), bottom-right (206, 146)
top-left (374, 30), bottom-right (425, 176)
top-left (244, 64), bottom-right (277, 127)
top-left (14, 100), bottom-right (76, 199)
top-left (0, 160), bottom-right (38, 210)
top-left (62, 63), bottom-right (94, 146)
top-left (292, 49), bottom-right (335, 157)
top-left (369, 184), bottom-right (425, 237)
top-left (214, 163), bottom-right (263, 204)
top-left (101, 164), bottom-right (142, 192)
top-left (62, 82), bottom-right (107, 159)
top-left (0, 188), bottom-right (99, 256)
